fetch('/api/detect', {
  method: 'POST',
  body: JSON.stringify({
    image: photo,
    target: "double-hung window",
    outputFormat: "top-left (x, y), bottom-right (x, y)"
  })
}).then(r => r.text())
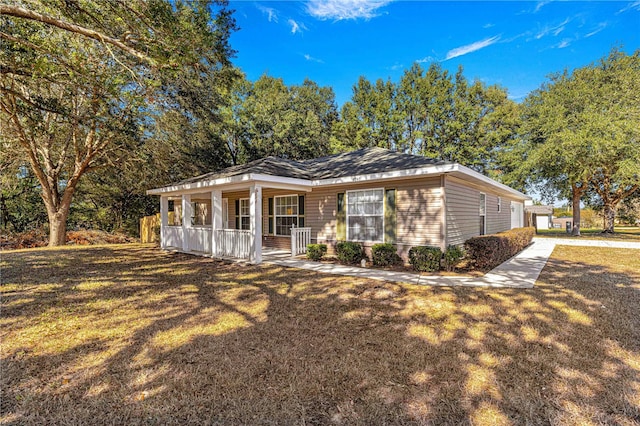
top-left (239, 198), bottom-right (250, 230)
top-left (346, 189), bottom-right (384, 242)
top-left (275, 195), bottom-right (298, 236)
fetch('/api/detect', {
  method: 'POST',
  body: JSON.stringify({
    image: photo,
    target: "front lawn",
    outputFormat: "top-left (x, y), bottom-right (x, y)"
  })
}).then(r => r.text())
top-left (536, 226), bottom-right (640, 241)
top-left (1, 244), bottom-right (639, 425)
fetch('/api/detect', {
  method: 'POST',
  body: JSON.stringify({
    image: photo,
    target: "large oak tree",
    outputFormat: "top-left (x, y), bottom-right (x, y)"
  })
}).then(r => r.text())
top-left (0, 0), bottom-right (236, 245)
top-left (521, 48), bottom-right (639, 235)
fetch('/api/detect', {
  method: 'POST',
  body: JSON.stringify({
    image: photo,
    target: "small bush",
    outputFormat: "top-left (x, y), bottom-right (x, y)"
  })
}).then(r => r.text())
top-left (464, 226), bottom-right (535, 270)
top-left (306, 244), bottom-right (327, 261)
top-left (408, 246), bottom-right (442, 272)
top-left (336, 241), bottom-right (365, 264)
top-left (443, 245), bottom-right (464, 271)
top-left (371, 243), bottom-right (402, 267)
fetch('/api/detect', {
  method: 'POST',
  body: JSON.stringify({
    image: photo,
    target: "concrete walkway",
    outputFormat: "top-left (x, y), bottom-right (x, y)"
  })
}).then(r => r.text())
top-left (264, 237), bottom-right (640, 289)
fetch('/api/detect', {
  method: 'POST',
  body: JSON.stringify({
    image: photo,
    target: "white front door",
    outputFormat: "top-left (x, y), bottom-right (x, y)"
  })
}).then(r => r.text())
top-left (511, 201), bottom-right (524, 229)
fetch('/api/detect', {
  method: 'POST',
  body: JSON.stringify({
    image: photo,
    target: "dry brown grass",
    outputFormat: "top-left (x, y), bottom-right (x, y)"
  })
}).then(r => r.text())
top-left (0, 230), bottom-right (136, 250)
top-left (1, 244), bottom-right (639, 425)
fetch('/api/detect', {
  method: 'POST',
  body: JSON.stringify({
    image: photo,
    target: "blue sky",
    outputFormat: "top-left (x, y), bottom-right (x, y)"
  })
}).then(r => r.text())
top-left (228, 1), bottom-right (640, 106)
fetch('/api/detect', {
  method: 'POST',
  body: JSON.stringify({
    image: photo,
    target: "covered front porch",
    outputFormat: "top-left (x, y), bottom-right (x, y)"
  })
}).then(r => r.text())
top-left (155, 180), bottom-right (312, 264)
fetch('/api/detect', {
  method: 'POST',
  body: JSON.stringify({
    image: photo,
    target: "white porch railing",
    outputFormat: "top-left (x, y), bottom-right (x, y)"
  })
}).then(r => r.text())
top-left (291, 227), bottom-right (312, 257)
top-left (165, 226), bottom-right (182, 248)
top-left (215, 229), bottom-right (251, 259)
top-left (186, 227), bottom-right (212, 253)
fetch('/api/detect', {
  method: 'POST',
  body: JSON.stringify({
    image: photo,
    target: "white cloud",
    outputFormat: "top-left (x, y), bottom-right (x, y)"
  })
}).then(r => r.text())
top-left (445, 36), bottom-right (500, 60)
top-left (535, 17), bottom-right (570, 39)
top-left (288, 19), bottom-right (307, 34)
top-left (585, 22), bottom-right (608, 38)
top-left (390, 63), bottom-right (403, 71)
top-left (416, 56), bottom-right (435, 64)
top-left (618, 1), bottom-right (640, 13)
top-left (483, 23), bottom-right (495, 29)
top-left (306, 0), bottom-right (393, 21)
top-left (534, 1), bottom-right (552, 13)
top-left (256, 4), bottom-right (278, 23)
top-left (556, 40), bottom-right (571, 48)
top-left (304, 54), bottom-right (324, 63)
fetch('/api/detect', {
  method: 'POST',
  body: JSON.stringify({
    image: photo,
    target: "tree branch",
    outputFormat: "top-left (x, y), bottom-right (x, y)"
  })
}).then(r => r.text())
top-left (0, 4), bottom-right (157, 67)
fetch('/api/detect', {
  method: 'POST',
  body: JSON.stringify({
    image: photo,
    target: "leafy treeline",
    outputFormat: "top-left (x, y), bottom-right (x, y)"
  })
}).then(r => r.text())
top-left (333, 64), bottom-right (519, 176)
top-left (520, 49), bottom-right (640, 234)
top-left (1, 1), bottom-right (638, 242)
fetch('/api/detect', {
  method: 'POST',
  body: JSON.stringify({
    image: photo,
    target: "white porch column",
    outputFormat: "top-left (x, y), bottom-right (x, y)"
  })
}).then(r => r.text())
top-left (182, 194), bottom-right (192, 252)
top-left (160, 196), bottom-right (169, 249)
top-left (249, 184), bottom-right (262, 264)
top-left (211, 189), bottom-right (222, 257)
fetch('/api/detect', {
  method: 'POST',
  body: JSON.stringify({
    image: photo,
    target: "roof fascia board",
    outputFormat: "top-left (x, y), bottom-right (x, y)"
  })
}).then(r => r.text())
top-left (453, 165), bottom-right (531, 200)
top-left (148, 163), bottom-right (529, 201)
top-left (312, 163), bottom-right (530, 200)
top-left (146, 173), bottom-right (312, 196)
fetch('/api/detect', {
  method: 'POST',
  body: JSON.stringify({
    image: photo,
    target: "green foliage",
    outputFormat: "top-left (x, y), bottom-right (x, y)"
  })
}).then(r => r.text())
top-left (464, 227), bottom-right (534, 270)
top-left (335, 241), bottom-right (365, 264)
top-left (443, 245), bottom-right (465, 272)
top-left (408, 246), bottom-right (442, 272)
top-left (332, 63), bottom-right (520, 175)
top-left (236, 75), bottom-right (338, 162)
top-left (371, 243), bottom-right (402, 267)
top-left (617, 195), bottom-right (640, 225)
top-left (0, 0), bottom-right (237, 244)
top-left (520, 48), bottom-right (640, 232)
top-left (0, 165), bottom-right (47, 232)
top-left (306, 244), bottom-right (327, 261)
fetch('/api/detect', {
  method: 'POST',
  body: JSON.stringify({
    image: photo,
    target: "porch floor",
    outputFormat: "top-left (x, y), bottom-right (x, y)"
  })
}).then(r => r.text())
top-left (262, 248), bottom-right (294, 261)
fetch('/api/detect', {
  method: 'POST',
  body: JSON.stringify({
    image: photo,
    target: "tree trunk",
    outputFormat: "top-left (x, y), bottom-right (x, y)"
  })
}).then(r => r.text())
top-left (571, 183), bottom-right (582, 236)
top-left (48, 211), bottom-right (68, 246)
top-left (602, 203), bottom-right (616, 233)
top-left (42, 181), bottom-right (77, 247)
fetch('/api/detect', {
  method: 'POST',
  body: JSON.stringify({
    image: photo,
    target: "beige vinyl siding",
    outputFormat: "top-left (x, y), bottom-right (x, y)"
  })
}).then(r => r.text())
top-left (445, 177), bottom-right (481, 246)
top-left (445, 176), bottom-right (521, 246)
top-left (486, 194), bottom-right (513, 234)
top-left (307, 177), bottom-right (443, 256)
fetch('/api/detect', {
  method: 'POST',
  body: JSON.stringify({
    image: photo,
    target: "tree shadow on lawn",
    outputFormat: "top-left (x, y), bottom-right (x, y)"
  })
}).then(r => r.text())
top-left (1, 245), bottom-right (639, 425)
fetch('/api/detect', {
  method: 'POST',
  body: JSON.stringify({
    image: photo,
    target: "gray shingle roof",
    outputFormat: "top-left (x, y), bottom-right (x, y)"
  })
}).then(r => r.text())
top-left (175, 156), bottom-right (313, 185)
top-left (301, 147), bottom-right (449, 179)
top-left (174, 147), bottom-right (450, 186)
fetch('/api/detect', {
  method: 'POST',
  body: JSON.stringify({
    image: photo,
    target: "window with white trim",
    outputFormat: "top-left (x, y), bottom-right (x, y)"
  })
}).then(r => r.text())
top-left (479, 193), bottom-right (486, 236)
top-left (497, 196), bottom-right (502, 213)
top-left (239, 198), bottom-right (250, 230)
top-left (275, 195), bottom-right (298, 236)
top-left (347, 189), bottom-right (384, 242)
